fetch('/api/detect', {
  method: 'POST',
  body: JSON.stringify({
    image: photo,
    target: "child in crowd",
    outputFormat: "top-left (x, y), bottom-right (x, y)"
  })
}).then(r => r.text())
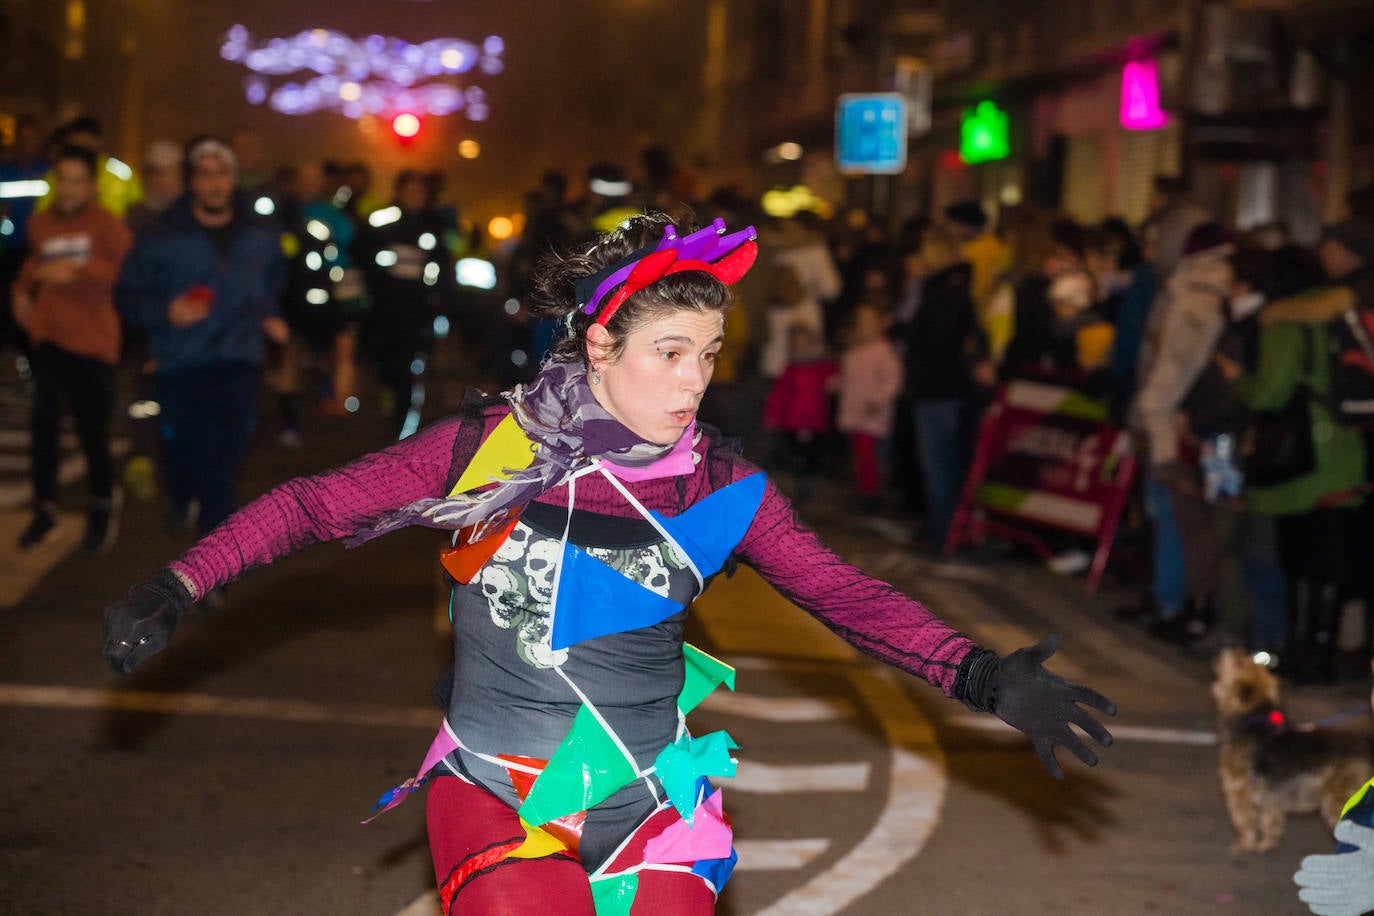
top-left (763, 323), bottom-right (838, 499)
top-left (836, 304), bottom-right (903, 511)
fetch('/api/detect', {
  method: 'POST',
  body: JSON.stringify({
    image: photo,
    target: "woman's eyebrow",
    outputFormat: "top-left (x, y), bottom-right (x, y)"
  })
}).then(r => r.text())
top-left (653, 334), bottom-right (725, 346)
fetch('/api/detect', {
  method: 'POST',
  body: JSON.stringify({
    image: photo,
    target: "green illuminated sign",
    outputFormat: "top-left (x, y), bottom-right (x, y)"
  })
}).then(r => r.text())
top-left (960, 101), bottom-right (1010, 164)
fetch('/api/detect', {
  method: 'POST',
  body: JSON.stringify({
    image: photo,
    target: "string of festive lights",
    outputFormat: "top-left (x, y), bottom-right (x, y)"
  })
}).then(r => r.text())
top-left (220, 24), bottom-right (503, 120)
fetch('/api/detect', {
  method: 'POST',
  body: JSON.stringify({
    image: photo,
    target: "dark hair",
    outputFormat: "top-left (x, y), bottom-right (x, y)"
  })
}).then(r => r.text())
top-left (1089, 218), bottom-right (1142, 269)
top-left (52, 144), bottom-right (98, 178)
top-left (527, 212), bottom-right (733, 366)
top-left (1182, 222), bottom-right (1236, 256)
top-left (1050, 218), bottom-right (1087, 257)
top-left (64, 115), bottom-right (104, 139)
top-left (1153, 174), bottom-right (1188, 196)
top-left (1229, 244), bottom-right (1322, 300)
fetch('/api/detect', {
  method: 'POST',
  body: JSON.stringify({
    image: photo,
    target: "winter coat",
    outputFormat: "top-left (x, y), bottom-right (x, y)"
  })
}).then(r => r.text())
top-left (115, 195), bottom-right (284, 374)
top-left (764, 358), bottom-right (838, 434)
top-left (1232, 287), bottom-right (1366, 517)
top-left (1132, 246), bottom-right (1232, 464)
top-left (903, 262), bottom-right (988, 400)
top-left (13, 203), bottom-right (132, 364)
top-left (837, 337), bottom-right (903, 438)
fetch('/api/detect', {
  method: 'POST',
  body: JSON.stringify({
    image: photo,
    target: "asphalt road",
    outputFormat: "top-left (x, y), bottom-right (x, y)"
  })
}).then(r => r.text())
top-left (2, 353), bottom-right (1370, 915)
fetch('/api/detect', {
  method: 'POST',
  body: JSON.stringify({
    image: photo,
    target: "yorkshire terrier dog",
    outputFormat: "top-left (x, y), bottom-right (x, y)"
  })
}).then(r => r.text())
top-left (1212, 648), bottom-right (1372, 854)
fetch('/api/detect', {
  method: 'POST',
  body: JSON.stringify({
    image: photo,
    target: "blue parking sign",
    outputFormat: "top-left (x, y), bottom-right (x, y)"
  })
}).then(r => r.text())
top-left (835, 93), bottom-right (908, 174)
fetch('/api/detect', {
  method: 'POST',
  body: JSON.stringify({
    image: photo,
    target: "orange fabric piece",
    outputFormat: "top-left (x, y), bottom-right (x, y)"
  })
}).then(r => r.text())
top-left (440, 517), bottom-right (519, 584)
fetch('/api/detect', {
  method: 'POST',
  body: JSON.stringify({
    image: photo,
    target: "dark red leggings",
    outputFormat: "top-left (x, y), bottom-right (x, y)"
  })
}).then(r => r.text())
top-left (426, 776), bottom-right (717, 915)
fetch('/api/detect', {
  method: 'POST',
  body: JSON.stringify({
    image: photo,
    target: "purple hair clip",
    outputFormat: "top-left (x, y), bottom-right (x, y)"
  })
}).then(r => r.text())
top-left (575, 218), bottom-right (761, 319)
top-left (579, 220), bottom-right (728, 316)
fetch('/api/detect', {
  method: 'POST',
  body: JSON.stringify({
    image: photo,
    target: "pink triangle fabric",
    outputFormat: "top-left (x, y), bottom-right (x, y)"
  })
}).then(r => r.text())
top-left (642, 789), bottom-right (733, 865)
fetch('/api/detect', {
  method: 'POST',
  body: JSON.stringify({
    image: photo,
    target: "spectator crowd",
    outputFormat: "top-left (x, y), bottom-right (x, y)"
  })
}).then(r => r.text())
top-left (4, 112), bottom-right (1374, 689)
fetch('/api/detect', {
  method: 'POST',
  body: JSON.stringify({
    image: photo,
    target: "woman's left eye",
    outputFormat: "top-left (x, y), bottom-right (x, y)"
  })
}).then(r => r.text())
top-left (703, 351), bottom-right (719, 362)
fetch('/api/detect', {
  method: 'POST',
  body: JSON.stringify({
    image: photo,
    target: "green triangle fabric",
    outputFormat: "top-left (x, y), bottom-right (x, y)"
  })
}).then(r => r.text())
top-left (678, 643), bottom-right (736, 715)
top-left (518, 705), bottom-right (639, 827)
top-left (653, 730), bottom-right (739, 822)
top-left (590, 872), bottom-right (639, 915)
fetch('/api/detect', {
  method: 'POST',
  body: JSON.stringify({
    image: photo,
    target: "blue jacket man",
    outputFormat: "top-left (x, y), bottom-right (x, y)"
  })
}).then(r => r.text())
top-left (115, 136), bottom-right (285, 536)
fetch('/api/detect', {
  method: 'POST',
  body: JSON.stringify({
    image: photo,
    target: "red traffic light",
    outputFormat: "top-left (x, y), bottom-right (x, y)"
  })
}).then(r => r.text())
top-left (392, 113), bottom-right (421, 139)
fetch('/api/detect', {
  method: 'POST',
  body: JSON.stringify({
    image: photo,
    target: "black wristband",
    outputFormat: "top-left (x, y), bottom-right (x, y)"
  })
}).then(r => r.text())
top-left (144, 569), bottom-right (194, 615)
top-left (953, 648), bottom-right (1000, 712)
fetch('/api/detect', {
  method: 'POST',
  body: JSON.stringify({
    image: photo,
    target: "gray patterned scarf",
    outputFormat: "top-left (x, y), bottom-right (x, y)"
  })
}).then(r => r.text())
top-left (347, 359), bottom-right (673, 546)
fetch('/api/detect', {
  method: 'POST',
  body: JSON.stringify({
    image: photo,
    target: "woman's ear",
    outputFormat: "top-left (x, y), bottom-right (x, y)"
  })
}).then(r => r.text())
top-left (586, 322), bottom-right (614, 369)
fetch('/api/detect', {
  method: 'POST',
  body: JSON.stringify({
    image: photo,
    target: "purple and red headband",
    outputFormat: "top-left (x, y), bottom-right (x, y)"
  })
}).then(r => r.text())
top-left (574, 219), bottom-right (758, 327)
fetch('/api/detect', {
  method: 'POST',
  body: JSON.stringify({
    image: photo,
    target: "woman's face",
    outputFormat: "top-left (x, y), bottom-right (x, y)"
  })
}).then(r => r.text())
top-left (589, 307), bottom-right (725, 445)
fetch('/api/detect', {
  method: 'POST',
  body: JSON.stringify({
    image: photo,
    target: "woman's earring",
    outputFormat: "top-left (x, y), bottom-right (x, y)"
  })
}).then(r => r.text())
top-left (591, 369), bottom-right (601, 386)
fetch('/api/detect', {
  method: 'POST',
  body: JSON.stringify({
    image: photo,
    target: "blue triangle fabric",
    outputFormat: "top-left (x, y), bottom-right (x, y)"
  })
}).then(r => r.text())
top-left (548, 473), bottom-right (766, 652)
top-left (649, 473), bottom-right (766, 576)
top-left (692, 847), bottom-right (738, 892)
top-left (550, 544), bottom-right (686, 650)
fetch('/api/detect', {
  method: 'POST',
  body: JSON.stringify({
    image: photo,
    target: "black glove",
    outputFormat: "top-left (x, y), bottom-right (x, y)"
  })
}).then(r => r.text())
top-left (955, 634), bottom-right (1116, 779)
top-left (102, 570), bottom-right (194, 674)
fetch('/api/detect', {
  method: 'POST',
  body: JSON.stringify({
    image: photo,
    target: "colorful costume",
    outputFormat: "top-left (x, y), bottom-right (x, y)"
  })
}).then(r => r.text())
top-left (104, 219), bottom-right (1113, 914)
top-left (169, 390), bottom-right (979, 912)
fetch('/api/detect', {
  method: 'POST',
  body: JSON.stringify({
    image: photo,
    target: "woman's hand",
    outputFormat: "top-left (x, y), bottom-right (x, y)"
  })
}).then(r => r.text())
top-left (102, 570), bottom-right (194, 673)
top-left (961, 635), bottom-right (1116, 779)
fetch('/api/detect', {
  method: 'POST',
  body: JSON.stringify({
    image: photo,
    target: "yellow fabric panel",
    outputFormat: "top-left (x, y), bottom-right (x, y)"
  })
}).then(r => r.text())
top-left (449, 413), bottom-right (538, 496)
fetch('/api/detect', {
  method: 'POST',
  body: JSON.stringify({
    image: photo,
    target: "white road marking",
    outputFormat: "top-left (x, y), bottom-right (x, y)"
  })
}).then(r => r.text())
top-left (0, 683), bottom-right (439, 729)
top-left (734, 838), bottom-right (830, 870)
top-left (722, 760), bottom-right (870, 794)
top-left (697, 691), bottom-right (855, 722)
top-left (0, 682), bottom-right (1220, 748)
top-left (947, 713), bottom-right (1217, 746)
top-left (753, 667), bottom-right (946, 916)
top-left (0, 438), bottom-right (130, 509)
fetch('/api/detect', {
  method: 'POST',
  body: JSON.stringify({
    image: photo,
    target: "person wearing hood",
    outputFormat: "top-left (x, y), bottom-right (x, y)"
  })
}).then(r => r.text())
top-left (1215, 244), bottom-right (1366, 683)
top-left (114, 135), bottom-right (287, 537)
top-left (1131, 223), bottom-right (1236, 643)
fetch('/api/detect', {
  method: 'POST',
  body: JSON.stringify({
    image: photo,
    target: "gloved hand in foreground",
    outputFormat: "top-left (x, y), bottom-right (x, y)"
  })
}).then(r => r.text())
top-left (1294, 819), bottom-right (1374, 916)
top-left (102, 569), bottom-right (194, 673)
top-left (956, 634), bottom-right (1116, 779)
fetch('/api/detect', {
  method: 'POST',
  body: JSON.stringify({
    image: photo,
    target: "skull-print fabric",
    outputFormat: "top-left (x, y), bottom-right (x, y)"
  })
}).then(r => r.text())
top-left (473, 518), bottom-right (693, 669)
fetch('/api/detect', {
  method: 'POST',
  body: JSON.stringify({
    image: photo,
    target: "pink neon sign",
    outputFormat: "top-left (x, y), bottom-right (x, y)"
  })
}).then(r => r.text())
top-left (1119, 60), bottom-right (1167, 130)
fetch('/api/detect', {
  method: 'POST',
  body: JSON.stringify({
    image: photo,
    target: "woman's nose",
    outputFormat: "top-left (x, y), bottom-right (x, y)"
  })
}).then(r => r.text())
top-left (680, 359), bottom-right (708, 392)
